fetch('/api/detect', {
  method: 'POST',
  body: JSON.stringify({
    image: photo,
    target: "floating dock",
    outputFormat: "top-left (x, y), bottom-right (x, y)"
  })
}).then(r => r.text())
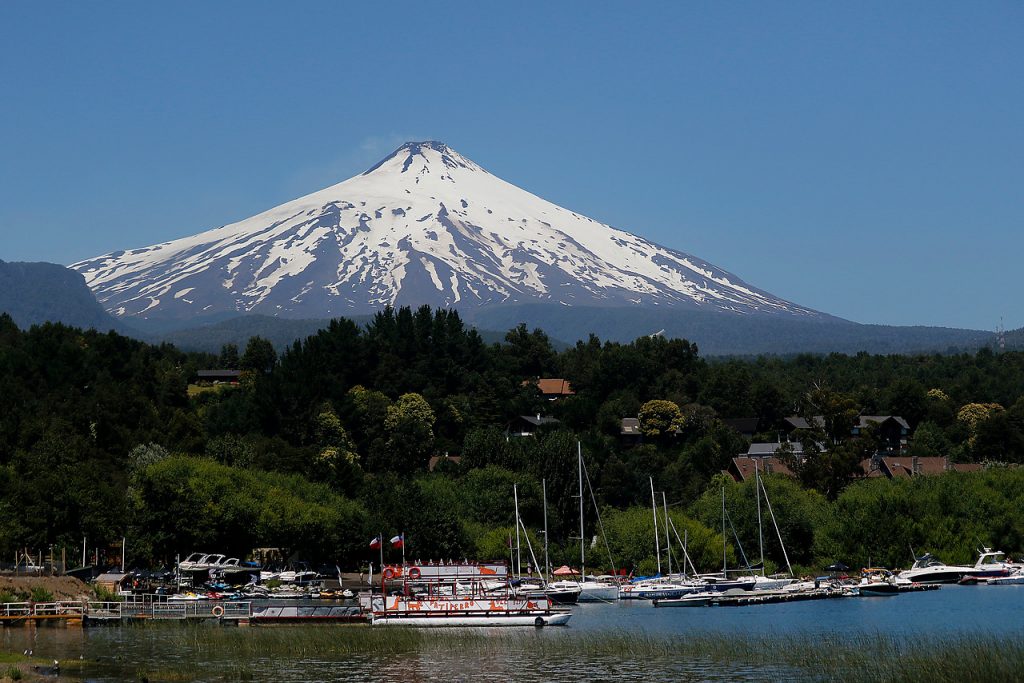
top-left (0, 600), bottom-right (367, 626)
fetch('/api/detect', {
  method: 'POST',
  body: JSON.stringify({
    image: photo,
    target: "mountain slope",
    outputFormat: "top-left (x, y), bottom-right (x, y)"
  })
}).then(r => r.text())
top-left (0, 260), bottom-right (125, 332)
top-left (71, 141), bottom-right (826, 324)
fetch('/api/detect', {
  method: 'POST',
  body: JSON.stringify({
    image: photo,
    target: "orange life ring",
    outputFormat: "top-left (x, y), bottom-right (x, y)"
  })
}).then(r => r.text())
top-left (383, 567), bottom-right (395, 579)
top-left (211, 605), bottom-right (224, 617)
top-left (409, 567), bottom-right (421, 579)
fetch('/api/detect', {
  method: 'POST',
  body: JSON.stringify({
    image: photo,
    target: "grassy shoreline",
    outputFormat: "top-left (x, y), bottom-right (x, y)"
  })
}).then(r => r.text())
top-left (3, 625), bottom-right (1021, 681)
top-left (75, 626), bottom-right (1024, 682)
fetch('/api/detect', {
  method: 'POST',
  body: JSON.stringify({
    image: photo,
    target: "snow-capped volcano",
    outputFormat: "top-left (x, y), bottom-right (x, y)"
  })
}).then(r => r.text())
top-left (71, 141), bottom-right (821, 322)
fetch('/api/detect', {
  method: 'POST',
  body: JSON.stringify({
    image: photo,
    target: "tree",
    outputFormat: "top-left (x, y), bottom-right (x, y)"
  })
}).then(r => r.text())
top-left (240, 336), bottom-right (277, 374)
top-left (219, 343), bottom-right (240, 369)
top-left (637, 400), bottom-right (682, 438)
top-left (382, 393), bottom-right (436, 470)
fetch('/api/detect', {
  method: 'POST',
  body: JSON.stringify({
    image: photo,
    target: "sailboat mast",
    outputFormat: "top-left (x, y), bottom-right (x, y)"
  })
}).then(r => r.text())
top-left (578, 441), bottom-right (585, 578)
top-left (542, 478), bottom-right (550, 580)
top-left (721, 486), bottom-right (727, 575)
top-left (755, 463), bottom-right (764, 574)
top-left (760, 474), bottom-right (794, 577)
top-left (650, 477), bottom-right (661, 575)
top-left (513, 483), bottom-right (522, 579)
top-left (662, 491), bottom-right (671, 576)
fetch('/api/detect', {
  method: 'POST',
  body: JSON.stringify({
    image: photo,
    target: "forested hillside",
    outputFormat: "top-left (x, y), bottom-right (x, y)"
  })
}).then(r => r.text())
top-left (1, 307), bottom-right (1022, 573)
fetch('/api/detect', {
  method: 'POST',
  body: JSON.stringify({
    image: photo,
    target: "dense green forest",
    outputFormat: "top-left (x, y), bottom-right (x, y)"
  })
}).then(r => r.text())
top-left (1, 307), bottom-right (1022, 574)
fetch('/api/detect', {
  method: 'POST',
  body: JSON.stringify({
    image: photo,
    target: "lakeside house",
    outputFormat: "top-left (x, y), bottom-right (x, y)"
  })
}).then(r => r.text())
top-left (727, 450), bottom-right (984, 483)
top-left (525, 378), bottom-right (575, 401)
top-left (860, 455), bottom-right (983, 478)
top-left (194, 369), bottom-right (242, 384)
top-left (783, 415), bottom-right (911, 453)
top-left (508, 414), bottom-right (561, 437)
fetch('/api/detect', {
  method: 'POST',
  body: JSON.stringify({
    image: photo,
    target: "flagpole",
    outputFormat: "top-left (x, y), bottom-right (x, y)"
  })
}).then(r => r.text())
top-left (379, 531), bottom-right (384, 583)
top-left (401, 531), bottom-right (406, 566)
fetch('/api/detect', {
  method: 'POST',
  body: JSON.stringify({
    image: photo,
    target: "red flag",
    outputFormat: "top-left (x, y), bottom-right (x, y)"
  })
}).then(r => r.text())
top-left (390, 533), bottom-right (404, 549)
top-left (369, 535), bottom-right (382, 550)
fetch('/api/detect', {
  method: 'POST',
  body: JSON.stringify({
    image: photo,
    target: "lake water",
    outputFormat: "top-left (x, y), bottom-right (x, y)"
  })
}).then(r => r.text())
top-left (3, 585), bottom-right (1022, 681)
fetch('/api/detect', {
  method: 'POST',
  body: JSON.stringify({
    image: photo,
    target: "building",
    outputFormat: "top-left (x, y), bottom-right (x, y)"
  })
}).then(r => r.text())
top-left (508, 414), bottom-right (561, 437)
top-left (728, 456), bottom-right (795, 482)
top-left (619, 417), bottom-right (643, 445)
top-left (860, 456), bottom-right (983, 478)
top-left (529, 378), bottom-right (575, 400)
top-left (722, 417), bottom-right (760, 440)
top-left (194, 369), bottom-right (242, 384)
top-left (783, 415), bottom-right (911, 453)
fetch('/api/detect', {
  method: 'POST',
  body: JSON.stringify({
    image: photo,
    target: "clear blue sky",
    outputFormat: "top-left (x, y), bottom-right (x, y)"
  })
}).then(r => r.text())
top-left (1, 1), bottom-right (1021, 330)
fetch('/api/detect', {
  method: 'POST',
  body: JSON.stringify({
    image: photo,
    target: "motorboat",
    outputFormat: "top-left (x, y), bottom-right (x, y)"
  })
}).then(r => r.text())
top-left (985, 569), bottom-right (1024, 585)
top-left (967, 548), bottom-right (1018, 578)
top-left (653, 591), bottom-right (716, 607)
top-left (177, 553), bottom-right (210, 571)
top-left (898, 553), bottom-right (974, 584)
top-left (857, 569), bottom-right (901, 596)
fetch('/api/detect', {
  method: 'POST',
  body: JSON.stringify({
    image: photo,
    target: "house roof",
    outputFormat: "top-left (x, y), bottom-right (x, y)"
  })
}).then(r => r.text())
top-left (518, 415), bottom-right (561, 427)
top-left (951, 462), bottom-right (983, 473)
top-left (95, 572), bottom-right (128, 583)
top-left (197, 369), bottom-right (242, 380)
top-left (620, 417), bottom-right (642, 436)
top-left (534, 378), bottom-right (574, 396)
top-left (784, 416), bottom-right (823, 430)
top-left (785, 415), bottom-right (910, 431)
top-left (729, 456), bottom-right (795, 481)
top-left (428, 455), bottom-right (462, 471)
top-left (860, 456), bottom-right (961, 478)
top-left (748, 442), bottom-right (805, 456)
top-left (857, 415), bottom-right (911, 430)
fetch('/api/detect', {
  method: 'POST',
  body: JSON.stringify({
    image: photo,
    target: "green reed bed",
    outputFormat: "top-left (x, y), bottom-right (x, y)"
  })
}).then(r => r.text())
top-left (145, 625), bottom-right (1024, 682)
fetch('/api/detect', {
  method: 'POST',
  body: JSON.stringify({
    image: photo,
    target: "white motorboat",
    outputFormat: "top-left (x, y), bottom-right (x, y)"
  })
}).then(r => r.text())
top-left (177, 553), bottom-right (210, 572)
top-left (653, 591), bottom-right (717, 607)
top-left (898, 553), bottom-right (974, 584)
top-left (985, 569), bottom-right (1024, 585)
top-left (857, 571), bottom-right (900, 597)
top-left (968, 548), bottom-right (1019, 578)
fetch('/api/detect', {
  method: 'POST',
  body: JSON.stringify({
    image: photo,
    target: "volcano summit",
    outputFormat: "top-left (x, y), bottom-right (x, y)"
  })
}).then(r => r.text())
top-left (72, 141), bottom-right (822, 324)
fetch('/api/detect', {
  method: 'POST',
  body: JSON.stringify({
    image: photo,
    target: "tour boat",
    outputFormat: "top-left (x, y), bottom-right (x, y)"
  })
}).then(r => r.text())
top-left (898, 553), bottom-right (974, 584)
top-left (366, 562), bottom-right (571, 627)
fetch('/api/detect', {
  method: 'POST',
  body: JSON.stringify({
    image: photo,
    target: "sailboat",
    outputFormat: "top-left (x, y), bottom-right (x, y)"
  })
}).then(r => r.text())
top-left (620, 482), bottom-right (703, 600)
top-left (748, 465), bottom-right (796, 591)
top-left (549, 443), bottom-right (619, 602)
top-left (510, 481), bottom-right (581, 604)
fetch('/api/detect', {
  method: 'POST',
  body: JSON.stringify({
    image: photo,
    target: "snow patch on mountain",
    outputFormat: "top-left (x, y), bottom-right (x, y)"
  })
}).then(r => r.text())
top-left (71, 141), bottom-right (822, 321)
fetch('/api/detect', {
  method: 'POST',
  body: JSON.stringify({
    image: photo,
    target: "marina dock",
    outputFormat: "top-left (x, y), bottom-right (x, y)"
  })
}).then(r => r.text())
top-left (0, 600), bottom-right (365, 626)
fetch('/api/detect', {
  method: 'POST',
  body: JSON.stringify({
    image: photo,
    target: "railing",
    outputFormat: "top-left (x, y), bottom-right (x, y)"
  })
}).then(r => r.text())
top-left (1, 600), bottom-right (252, 621)
top-left (87, 601), bottom-right (122, 619)
top-left (31, 602), bottom-right (86, 616)
top-left (1, 602), bottom-right (32, 617)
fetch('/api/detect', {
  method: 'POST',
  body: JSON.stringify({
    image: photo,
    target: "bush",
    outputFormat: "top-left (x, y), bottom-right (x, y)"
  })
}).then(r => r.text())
top-left (29, 586), bottom-right (53, 603)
